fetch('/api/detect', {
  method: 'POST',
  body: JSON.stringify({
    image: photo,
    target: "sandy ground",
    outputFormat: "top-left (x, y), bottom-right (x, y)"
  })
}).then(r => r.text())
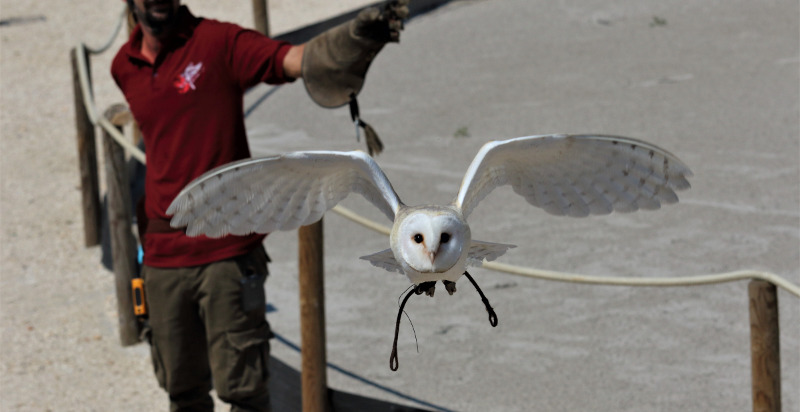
top-left (0, 1), bottom-right (376, 410)
top-left (2, 0), bottom-right (799, 411)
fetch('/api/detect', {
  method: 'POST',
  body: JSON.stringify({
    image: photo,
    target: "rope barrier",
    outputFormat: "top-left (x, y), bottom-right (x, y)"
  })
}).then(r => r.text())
top-left (74, 4), bottom-right (146, 164)
top-left (72, 4), bottom-right (799, 299)
top-left (331, 206), bottom-right (800, 297)
top-left (84, 5), bottom-right (128, 55)
top-left (76, 41), bottom-right (146, 163)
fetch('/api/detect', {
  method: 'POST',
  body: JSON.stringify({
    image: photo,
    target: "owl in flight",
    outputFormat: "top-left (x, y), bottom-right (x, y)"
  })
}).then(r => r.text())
top-left (167, 134), bottom-right (692, 369)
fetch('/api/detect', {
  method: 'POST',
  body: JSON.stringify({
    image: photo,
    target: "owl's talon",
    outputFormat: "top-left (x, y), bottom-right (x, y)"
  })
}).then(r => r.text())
top-left (415, 281), bottom-right (436, 297)
top-left (443, 280), bottom-right (457, 295)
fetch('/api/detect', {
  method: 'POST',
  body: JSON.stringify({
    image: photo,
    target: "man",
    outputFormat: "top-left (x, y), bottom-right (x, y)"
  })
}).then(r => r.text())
top-left (111, 1), bottom-right (407, 410)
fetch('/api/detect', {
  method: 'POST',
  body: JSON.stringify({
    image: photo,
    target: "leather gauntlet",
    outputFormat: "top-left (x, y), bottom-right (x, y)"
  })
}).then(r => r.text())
top-left (302, 0), bottom-right (408, 108)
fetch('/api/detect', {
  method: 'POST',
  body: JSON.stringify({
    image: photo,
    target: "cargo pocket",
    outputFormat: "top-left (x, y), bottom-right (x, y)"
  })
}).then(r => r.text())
top-left (221, 323), bottom-right (272, 399)
top-left (236, 246), bottom-right (270, 314)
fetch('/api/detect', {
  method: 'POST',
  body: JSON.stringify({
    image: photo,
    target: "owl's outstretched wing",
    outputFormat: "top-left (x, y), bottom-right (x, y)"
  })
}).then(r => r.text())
top-left (167, 151), bottom-right (402, 238)
top-left (454, 134), bottom-right (692, 219)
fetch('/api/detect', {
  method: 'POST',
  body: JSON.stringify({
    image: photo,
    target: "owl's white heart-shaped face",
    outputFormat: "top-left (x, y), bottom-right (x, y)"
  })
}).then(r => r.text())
top-left (392, 206), bottom-right (470, 275)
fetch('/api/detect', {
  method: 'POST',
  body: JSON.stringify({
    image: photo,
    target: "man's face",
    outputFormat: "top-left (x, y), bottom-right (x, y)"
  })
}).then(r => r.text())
top-left (130, 0), bottom-right (181, 36)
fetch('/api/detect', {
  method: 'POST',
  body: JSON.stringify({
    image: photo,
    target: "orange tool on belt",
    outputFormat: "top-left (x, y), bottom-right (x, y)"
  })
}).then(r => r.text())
top-left (131, 278), bottom-right (147, 316)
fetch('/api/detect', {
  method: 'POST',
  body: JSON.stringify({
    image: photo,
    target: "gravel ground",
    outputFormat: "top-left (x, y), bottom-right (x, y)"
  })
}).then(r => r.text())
top-left (0, 1), bottom-right (374, 410)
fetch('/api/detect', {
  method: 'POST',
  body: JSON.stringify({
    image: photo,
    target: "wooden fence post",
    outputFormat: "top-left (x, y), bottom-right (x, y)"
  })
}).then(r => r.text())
top-left (298, 219), bottom-right (330, 412)
top-left (748, 280), bottom-right (781, 412)
top-left (102, 104), bottom-right (140, 347)
top-left (252, 0), bottom-right (270, 36)
top-left (70, 46), bottom-right (101, 247)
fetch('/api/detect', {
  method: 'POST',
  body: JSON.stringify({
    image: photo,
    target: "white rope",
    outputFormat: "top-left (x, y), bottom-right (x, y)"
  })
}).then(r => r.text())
top-left (73, 3), bottom-right (147, 165)
top-left (75, 42), bottom-right (99, 124)
top-left (84, 5), bottom-right (128, 55)
top-left (331, 206), bottom-right (800, 297)
top-left (76, 41), bottom-right (147, 164)
top-left (99, 117), bottom-right (146, 164)
top-left (332, 205), bottom-right (391, 236)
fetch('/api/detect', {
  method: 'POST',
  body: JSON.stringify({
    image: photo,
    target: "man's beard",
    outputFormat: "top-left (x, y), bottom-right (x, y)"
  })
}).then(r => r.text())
top-left (133, 2), bottom-right (178, 36)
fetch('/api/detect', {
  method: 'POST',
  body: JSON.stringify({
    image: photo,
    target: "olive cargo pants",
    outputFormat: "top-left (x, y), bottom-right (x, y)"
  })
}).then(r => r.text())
top-left (142, 246), bottom-right (272, 412)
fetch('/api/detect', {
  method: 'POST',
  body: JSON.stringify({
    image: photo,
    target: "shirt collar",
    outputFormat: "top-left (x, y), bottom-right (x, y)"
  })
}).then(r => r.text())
top-left (124, 6), bottom-right (200, 64)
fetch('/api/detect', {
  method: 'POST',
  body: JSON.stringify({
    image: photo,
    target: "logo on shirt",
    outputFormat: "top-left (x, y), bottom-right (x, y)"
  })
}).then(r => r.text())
top-left (174, 62), bottom-right (204, 94)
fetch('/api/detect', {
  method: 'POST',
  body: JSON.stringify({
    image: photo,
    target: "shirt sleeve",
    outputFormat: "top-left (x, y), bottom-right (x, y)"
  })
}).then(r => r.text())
top-left (225, 25), bottom-right (294, 90)
top-left (110, 47), bottom-right (126, 88)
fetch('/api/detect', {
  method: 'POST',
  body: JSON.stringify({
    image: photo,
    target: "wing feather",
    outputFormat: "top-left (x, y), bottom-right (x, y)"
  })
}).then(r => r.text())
top-left (167, 151), bottom-right (402, 238)
top-left (467, 240), bottom-right (517, 267)
top-left (454, 134), bottom-right (692, 218)
top-left (360, 248), bottom-right (404, 274)
top-left (576, 176), bottom-right (613, 215)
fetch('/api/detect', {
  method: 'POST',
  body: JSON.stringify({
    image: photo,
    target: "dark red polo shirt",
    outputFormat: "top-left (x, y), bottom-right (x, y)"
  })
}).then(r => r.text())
top-left (111, 6), bottom-right (293, 267)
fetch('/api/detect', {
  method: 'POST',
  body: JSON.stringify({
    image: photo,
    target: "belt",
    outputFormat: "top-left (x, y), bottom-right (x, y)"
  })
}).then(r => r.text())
top-left (146, 218), bottom-right (186, 234)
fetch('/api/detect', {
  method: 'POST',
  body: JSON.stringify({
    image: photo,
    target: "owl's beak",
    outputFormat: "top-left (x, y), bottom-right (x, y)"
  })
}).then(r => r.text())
top-left (427, 250), bottom-right (437, 264)
top-left (427, 240), bottom-right (443, 263)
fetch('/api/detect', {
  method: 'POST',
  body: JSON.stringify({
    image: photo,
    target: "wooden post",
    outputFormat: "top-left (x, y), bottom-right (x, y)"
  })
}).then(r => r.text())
top-left (251, 0), bottom-right (270, 36)
top-left (102, 104), bottom-right (140, 347)
top-left (71, 46), bottom-right (101, 247)
top-left (748, 280), bottom-right (781, 412)
top-left (298, 219), bottom-right (329, 412)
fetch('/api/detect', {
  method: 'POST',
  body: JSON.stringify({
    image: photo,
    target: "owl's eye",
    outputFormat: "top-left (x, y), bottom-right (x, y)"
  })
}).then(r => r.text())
top-left (440, 233), bottom-right (451, 244)
top-left (413, 234), bottom-right (424, 244)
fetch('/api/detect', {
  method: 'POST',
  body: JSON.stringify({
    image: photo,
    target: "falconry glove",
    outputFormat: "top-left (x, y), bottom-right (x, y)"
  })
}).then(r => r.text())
top-left (302, 0), bottom-right (409, 155)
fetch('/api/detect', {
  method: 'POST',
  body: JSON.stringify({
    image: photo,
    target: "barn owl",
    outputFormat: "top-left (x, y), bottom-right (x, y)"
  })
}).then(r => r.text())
top-left (167, 134), bottom-right (692, 369)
